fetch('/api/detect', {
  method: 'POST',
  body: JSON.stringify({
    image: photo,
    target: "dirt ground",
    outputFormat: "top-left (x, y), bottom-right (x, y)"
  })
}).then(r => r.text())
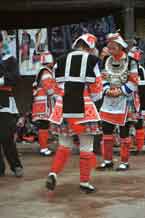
top-left (1, 148), bottom-right (145, 218)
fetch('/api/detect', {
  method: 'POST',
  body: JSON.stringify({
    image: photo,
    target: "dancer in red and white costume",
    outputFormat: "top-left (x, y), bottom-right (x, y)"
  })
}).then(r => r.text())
top-left (99, 33), bottom-right (139, 171)
top-left (45, 33), bottom-right (103, 193)
top-left (32, 51), bottom-right (57, 156)
top-left (128, 47), bottom-right (145, 153)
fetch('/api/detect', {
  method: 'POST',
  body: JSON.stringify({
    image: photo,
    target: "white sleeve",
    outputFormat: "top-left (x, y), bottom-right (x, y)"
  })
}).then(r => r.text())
top-left (93, 63), bottom-right (101, 77)
top-left (0, 77), bottom-right (4, 86)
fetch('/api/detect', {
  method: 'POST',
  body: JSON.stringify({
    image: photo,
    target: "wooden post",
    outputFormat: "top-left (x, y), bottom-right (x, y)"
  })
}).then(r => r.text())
top-left (123, 0), bottom-right (135, 40)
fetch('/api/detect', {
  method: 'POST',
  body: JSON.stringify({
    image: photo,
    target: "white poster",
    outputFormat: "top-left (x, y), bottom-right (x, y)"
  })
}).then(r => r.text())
top-left (18, 28), bottom-right (48, 75)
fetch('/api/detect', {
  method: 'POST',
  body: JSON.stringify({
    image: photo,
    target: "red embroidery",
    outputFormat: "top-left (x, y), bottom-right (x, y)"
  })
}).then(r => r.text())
top-left (89, 77), bottom-right (103, 94)
top-left (49, 103), bottom-right (62, 123)
top-left (87, 35), bottom-right (96, 44)
top-left (77, 103), bottom-right (100, 123)
top-left (100, 111), bottom-right (127, 125)
top-left (32, 102), bottom-right (46, 114)
top-left (85, 105), bottom-right (96, 118)
top-left (42, 78), bottom-right (64, 96)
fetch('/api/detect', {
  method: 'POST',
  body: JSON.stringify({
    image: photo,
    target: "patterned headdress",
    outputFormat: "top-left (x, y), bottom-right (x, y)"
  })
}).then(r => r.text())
top-left (72, 33), bottom-right (97, 49)
top-left (107, 32), bottom-right (128, 48)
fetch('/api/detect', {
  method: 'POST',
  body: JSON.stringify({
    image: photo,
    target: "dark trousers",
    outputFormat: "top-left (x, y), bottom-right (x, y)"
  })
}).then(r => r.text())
top-left (93, 134), bottom-right (102, 155)
top-left (0, 113), bottom-right (22, 174)
top-left (102, 121), bottom-right (130, 138)
top-left (134, 119), bottom-right (144, 130)
top-left (35, 120), bottom-right (49, 130)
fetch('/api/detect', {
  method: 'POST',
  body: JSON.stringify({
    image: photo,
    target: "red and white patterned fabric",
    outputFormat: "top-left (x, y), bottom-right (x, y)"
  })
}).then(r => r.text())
top-left (72, 33), bottom-right (97, 49)
top-left (48, 75), bottom-right (103, 136)
top-left (100, 52), bottom-right (139, 125)
top-left (32, 67), bottom-right (63, 122)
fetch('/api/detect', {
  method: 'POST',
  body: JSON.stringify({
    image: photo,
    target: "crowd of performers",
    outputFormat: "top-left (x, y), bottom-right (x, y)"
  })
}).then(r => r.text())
top-left (0, 30), bottom-right (145, 194)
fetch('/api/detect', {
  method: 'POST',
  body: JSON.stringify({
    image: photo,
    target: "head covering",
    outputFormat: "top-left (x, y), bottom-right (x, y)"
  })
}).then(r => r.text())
top-left (72, 33), bottom-right (97, 49)
top-left (40, 51), bottom-right (54, 65)
top-left (107, 33), bottom-right (128, 48)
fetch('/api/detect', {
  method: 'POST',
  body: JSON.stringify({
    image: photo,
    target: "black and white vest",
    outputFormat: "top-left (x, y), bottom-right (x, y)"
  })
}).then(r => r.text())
top-left (54, 50), bottom-right (98, 117)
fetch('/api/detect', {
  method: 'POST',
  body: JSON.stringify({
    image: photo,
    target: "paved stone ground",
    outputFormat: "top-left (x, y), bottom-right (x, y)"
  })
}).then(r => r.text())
top-left (0, 144), bottom-right (145, 218)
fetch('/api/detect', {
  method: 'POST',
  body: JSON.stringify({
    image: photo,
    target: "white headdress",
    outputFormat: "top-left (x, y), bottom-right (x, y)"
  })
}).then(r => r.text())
top-left (72, 33), bottom-right (97, 49)
top-left (107, 33), bottom-right (128, 48)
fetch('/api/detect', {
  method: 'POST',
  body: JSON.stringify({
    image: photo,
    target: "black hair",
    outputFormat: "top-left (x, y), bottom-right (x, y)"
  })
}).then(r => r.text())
top-left (74, 39), bottom-right (90, 50)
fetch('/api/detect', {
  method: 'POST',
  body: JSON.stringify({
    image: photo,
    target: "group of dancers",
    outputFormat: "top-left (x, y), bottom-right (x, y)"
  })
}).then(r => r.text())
top-left (32, 31), bottom-right (145, 194)
top-left (0, 30), bottom-right (145, 195)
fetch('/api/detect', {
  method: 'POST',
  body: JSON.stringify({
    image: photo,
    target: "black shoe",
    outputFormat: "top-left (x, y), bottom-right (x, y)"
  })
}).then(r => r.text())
top-left (46, 174), bottom-right (56, 191)
top-left (116, 163), bottom-right (130, 171)
top-left (97, 161), bottom-right (114, 170)
top-left (13, 167), bottom-right (24, 177)
top-left (80, 183), bottom-right (96, 194)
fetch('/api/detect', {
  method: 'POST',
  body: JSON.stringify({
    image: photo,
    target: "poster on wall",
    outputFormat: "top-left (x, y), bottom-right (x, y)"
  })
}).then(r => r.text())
top-left (48, 15), bottom-right (116, 56)
top-left (68, 16), bottom-right (116, 51)
top-left (18, 28), bottom-right (48, 76)
top-left (50, 26), bottom-right (68, 56)
top-left (1, 30), bottom-right (17, 58)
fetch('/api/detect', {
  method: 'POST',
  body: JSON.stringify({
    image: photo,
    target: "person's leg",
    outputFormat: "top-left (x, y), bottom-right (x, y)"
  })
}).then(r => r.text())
top-left (79, 134), bottom-right (96, 193)
top-left (116, 122), bottom-right (131, 171)
top-left (2, 113), bottom-right (23, 177)
top-left (3, 131), bottom-right (23, 177)
top-left (46, 135), bottom-right (73, 191)
top-left (98, 121), bottom-right (114, 170)
top-left (72, 135), bottom-right (80, 155)
top-left (38, 121), bottom-right (53, 156)
top-left (0, 144), bottom-right (5, 176)
top-left (135, 119), bottom-right (145, 153)
top-left (93, 133), bottom-right (102, 155)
